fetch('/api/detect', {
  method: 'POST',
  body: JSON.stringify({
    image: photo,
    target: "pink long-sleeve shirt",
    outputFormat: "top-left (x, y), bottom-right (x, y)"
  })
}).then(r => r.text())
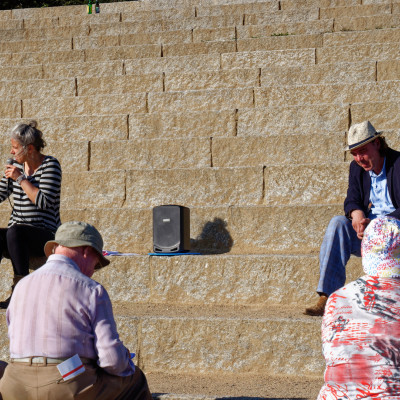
top-left (6, 254), bottom-right (135, 377)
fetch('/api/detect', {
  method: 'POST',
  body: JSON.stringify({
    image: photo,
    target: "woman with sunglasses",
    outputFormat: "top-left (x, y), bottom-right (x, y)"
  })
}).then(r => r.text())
top-left (0, 120), bottom-right (62, 308)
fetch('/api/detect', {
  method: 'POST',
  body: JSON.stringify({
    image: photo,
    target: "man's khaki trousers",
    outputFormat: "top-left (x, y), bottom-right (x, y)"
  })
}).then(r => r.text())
top-left (0, 361), bottom-right (151, 400)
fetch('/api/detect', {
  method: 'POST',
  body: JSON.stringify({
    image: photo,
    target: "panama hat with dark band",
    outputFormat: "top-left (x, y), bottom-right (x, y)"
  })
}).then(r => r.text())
top-left (345, 120), bottom-right (382, 151)
top-left (44, 221), bottom-right (110, 269)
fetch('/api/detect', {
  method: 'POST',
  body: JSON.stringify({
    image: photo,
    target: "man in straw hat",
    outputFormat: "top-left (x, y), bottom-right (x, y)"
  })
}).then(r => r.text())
top-left (0, 221), bottom-right (152, 400)
top-left (305, 120), bottom-right (400, 316)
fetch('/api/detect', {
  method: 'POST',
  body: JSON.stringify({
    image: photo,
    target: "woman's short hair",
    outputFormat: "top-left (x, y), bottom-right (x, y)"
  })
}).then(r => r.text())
top-left (11, 120), bottom-right (46, 152)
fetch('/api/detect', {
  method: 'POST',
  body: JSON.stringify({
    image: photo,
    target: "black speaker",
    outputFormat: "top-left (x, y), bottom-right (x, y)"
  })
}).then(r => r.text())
top-left (153, 205), bottom-right (190, 253)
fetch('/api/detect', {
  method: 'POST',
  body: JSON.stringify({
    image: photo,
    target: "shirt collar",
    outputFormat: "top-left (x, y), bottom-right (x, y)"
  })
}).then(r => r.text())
top-left (369, 157), bottom-right (386, 178)
top-left (47, 254), bottom-right (81, 272)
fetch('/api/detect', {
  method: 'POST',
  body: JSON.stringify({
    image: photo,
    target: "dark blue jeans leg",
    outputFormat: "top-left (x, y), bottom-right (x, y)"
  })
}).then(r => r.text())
top-left (317, 215), bottom-right (362, 296)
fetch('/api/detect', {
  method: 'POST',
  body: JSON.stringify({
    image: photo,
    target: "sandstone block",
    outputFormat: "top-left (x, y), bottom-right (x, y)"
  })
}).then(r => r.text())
top-left (196, 2), bottom-right (277, 17)
top-left (320, 3), bottom-right (391, 18)
top-left (73, 35), bottom-right (120, 50)
top-left (77, 74), bottom-right (163, 96)
top-left (23, 94), bottom-right (146, 117)
top-left (125, 54), bottom-right (220, 75)
top-left (163, 41), bottom-right (236, 57)
top-left (23, 25), bottom-right (89, 40)
top-left (333, 15), bottom-right (400, 32)
top-left (7, 50), bottom-right (85, 66)
top-left (129, 110), bottom-right (236, 139)
top-left (163, 14), bottom-right (244, 30)
top-left (140, 314), bottom-right (324, 375)
top-left (237, 20), bottom-right (334, 38)
top-left (193, 27), bottom-right (236, 43)
top-left (237, 34), bottom-right (323, 52)
top-left (377, 60), bottom-right (400, 81)
top-left (45, 141), bottom-right (89, 172)
top-left (316, 43), bottom-right (400, 64)
top-left (0, 100), bottom-right (20, 119)
top-left (58, 13), bottom-right (121, 26)
top-left (148, 88), bottom-right (254, 112)
top-left (230, 205), bottom-right (343, 254)
top-left (0, 29), bottom-right (25, 41)
top-left (0, 10), bottom-right (12, 20)
top-left (0, 38), bottom-right (71, 53)
top-left (261, 62), bottom-right (375, 86)
top-left (350, 102), bottom-right (400, 144)
top-left (323, 28), bottom-right (400, 47)
top-left (125, 167), bottom-right (263, 208)
top-left (11, 5), bottom-right (84, 19)
top-left (121, 30), bottom-right (193, 46)
top-left (0, 65), bottom-right (43, 81)
top-left (84, 45), bottom-right (161, 62)
top-left (212, 135), bottom-right (345, 167)
top-left (23, 16), bottom-right (59, 29)
top-left (244, 8), bottom-right (319, 25)
top-left (0, 79), bottom-right (75, 100)
top-left (165, 69), bottom-right (259, 91)
top-left (263, 163), bottom-right (348, 206)
top-left (255, 82), bottom-right (400, 108)
top-left (281, 0), bottom-right (360, 9)
top-left (95, 256), bottom-right (151, 303)
top-left (14, 115), bottom-right (128, 142)
top-left (62, 171), bottom-right (126, 209)
top-left (122, 7), bottom-right (195, 22)
top-left (237, 105), bottom-right (349, 136)
top-left (90, 138), bottom-right (211, 170)
top-left (60, 208), bottom-right (153, 253)
top-left (42, 60), bottom-right (123, 79)
top-left (221, 49), bottom-right (315, 69)
top-left (148, 254), bottom-right (363, 306)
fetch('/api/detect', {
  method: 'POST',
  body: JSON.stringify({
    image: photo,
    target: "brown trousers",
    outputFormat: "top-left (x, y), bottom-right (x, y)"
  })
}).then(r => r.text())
top-left (0, 362), bottom-right (152, 400)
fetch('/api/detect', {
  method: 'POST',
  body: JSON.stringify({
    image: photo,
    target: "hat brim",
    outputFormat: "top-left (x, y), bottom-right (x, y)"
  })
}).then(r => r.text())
top-left (44, 240), bottom-right (110, 270)
top-left (345, 131), bottom-right (383, 151)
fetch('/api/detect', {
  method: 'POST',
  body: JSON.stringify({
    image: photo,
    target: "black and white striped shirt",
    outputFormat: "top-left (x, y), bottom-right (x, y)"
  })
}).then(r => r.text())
top-left (0, 155), bottom-right (62, 233)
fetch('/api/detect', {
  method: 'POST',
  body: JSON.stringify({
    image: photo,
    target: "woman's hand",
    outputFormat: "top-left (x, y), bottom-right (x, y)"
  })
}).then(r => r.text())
top-left (4, 164), bottom-right (22, 182)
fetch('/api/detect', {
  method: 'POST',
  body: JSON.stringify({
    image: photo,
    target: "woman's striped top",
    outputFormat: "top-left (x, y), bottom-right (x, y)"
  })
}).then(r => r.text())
top-left (0, 155), bottom-right (62, 233)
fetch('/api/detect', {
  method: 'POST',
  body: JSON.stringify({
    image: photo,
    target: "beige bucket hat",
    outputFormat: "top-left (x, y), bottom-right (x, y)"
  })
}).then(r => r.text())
top-left (345, 120), bottom-right (382, 151)
top-left (44, 221), bottom-right (110, 269)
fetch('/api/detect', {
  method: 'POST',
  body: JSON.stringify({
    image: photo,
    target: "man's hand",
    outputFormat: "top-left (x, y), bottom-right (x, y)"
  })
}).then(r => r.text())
top-left (351, 210), bottom-right (371, 240)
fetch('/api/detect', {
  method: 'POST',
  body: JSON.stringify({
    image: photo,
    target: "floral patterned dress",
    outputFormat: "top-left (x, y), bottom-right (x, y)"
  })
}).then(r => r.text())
top-left (318, 275), bottom-right (400, 399)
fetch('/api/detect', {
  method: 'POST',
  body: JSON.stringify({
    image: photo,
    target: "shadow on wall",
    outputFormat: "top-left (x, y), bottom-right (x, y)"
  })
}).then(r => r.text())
top-left (190, 217), bottom-right (233, 254)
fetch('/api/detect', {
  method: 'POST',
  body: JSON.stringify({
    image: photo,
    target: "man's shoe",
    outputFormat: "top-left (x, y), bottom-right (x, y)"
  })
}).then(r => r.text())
top-left (304, 295), bottom-right (328, 316)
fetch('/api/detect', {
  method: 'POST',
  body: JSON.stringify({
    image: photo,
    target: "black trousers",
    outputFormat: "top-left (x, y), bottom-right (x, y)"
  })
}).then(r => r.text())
top-left (0, 224), bottom-right (54, 276)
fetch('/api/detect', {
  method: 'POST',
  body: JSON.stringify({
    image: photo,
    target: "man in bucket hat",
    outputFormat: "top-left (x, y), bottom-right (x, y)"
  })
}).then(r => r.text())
top-left (0, 221), bottom-right (152, 400)
top-left (305, 121), bottom-right (400, 316)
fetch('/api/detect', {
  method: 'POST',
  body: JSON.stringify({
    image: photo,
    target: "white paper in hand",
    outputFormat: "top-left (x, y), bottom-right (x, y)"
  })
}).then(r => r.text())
top-left (57, 354), bottom-right (85, 381)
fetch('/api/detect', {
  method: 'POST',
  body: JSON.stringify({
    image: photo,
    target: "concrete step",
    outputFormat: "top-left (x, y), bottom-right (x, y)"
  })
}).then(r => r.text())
top-left (147, 372), bottom-right (324, 400)
top-left (244, 7), bottom-right (320, 25)
top-left (254, 81), bottom-right (400, 107)
top-left (0, 303), bottom-right (325, 377)
top-left (36, 204), bottom-right (343, 255)
top-left (0, 78), bottom-right (75, 99)
top-left (261, 61), bottom-right (376, 85)
top-left (0, 115), bottom-right (129, 142)
top-left (86, 135), bottom-right (345, 170)
top-left (320, 3), bottom-right (392, 19)
top-left (0, 38), bottom-right (71, 53)
top-left (333, 14), bottom-right (400, 32)
top-left (0, 49), bottom-right (85, 67)
top-left (317, 42), bottom-right (400, 64)
top-left (324, 27), bottom-right (400, 47)
top-left (0, 253), bottom-right (363, 307)
top-left (0, 25), bottom-right (88, 41)
top-left (221, 48), bottom-right (315, 69)
top-left (236, 19), bottom-right (334, 38)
